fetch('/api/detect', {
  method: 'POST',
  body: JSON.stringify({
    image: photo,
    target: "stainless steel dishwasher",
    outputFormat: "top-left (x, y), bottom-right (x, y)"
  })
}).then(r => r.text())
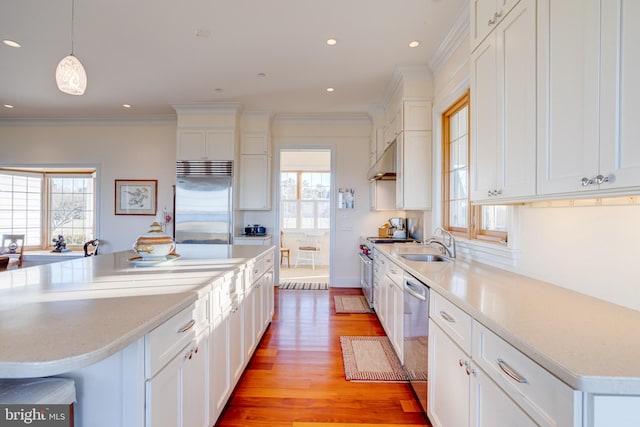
top-left (403, 271), bottom-right (429, 415)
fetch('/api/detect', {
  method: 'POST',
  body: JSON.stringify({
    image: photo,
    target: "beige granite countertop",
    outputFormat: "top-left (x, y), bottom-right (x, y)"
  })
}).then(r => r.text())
top-left (0, 244), bottom-right (273, 378)
top-left (375, 242), bottom-right (640, 395)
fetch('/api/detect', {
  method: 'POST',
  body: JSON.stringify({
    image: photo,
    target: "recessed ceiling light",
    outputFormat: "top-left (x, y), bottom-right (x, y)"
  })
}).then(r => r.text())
top-left (3, 104), bottom-right (14, 109)
top-left (326, 38), bottom-right (337, 46)
top-left (326, 87), bottom-right (335, 93)
top-left (2, 39), bottom-right (21, 48)
top-left (122, 104), bottom-right (131, 108)
top-left (408, 40), bottom-right (420, 48)
top-left (214, 88), bottom-right (223, 92)
top-left (257, 72), bottom-right (266, 78)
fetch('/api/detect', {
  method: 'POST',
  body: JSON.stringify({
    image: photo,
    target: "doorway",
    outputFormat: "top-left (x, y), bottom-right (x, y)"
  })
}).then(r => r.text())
top-left (277, 149), bottom-right (332, 286)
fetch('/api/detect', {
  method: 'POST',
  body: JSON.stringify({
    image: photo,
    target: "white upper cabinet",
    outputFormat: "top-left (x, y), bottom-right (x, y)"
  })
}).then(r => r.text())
top-left (177, 129), bottom-right (235, 161)
top-left (599, 0), bottom-right (640, 190)
top-left (471, 0), bottom-right (521, 51)
top-left (537, 0), bottom-right (640, 196)
top-left (396, 131), bottom-right (432, 210)
top-left (471, 0), bottom-right (537, 203)
top-left (238, 126), bottom-right (272, 210)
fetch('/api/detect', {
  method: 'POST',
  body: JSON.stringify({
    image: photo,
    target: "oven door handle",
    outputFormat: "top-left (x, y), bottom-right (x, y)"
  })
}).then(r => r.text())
top-left (405, 280), bottom-right (427, 301)
top-left (358, 253), bottom-right (373, 264)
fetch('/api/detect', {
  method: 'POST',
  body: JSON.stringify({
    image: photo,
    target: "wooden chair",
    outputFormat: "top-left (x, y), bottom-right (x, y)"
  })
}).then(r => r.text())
top-left (83, 239), bottom-right (100, 257)
top-left (0, 256), bottom-right (9, 271)
top-left (0, 234), bottom-right (25, 269)
top-left (279, 231), bottom-right (290, 268)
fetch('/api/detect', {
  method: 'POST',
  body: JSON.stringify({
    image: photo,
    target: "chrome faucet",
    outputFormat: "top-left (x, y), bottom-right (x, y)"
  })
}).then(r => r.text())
top-left (425, 227), bottom-right (456, 258)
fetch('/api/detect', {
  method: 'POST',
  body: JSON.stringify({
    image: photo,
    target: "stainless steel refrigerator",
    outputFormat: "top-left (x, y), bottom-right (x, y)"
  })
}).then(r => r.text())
top-left (174, 160), bottom-right (233, 244)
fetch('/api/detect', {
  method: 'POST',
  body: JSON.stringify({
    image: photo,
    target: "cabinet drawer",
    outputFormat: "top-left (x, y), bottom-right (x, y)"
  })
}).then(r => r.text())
top-left (385, 258), bottom-right (403, 286)
top-left (430, 292), bottom-right (472, 355)
top-left (472, 321), bottom-right (580, 427)
top-left (146, 304), bottom-right (198, 378)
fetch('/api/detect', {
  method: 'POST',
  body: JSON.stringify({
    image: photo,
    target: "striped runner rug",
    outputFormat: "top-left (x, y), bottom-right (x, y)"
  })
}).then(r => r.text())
top-left (279, 282), bottom-right (329, 290)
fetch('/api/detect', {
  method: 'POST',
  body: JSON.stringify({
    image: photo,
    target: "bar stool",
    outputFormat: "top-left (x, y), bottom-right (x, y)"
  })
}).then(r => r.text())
top-left (0, 377), bottom-right (76, 426)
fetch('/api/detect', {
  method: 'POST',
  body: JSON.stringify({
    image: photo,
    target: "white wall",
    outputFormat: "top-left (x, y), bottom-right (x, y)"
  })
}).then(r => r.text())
top-left (0, 121), bottom-right (177, 253)
top-left (432, 34), bottom-right (640, 311)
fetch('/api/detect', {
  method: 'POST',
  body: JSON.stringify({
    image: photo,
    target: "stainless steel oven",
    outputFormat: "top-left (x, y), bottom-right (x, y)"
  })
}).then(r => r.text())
top-left (358, 239), bottom-right (374, 307)
top-left (403, 271), bottom-right (429, 414)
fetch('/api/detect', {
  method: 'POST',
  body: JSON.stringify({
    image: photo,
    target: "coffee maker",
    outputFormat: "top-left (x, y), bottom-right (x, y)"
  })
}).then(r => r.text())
top-left (388, 218), bottom-right (406, 238)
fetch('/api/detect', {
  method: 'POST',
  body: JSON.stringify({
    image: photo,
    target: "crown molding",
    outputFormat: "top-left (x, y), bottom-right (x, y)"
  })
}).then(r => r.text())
top-left (0, 114), bottom-right (177, 126)
top-left (428, 3), bottom-right (470, 74)
top-left (273, 112), bottom-right (371, 124)
top-left (172, 102), bottom-right (243, 115)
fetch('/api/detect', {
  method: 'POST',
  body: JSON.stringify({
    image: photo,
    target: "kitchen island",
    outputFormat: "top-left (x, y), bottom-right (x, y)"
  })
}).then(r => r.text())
top-left (0, 244), bottom-right (276, 427)
top-left (374, 242), bottom-right (640, 427)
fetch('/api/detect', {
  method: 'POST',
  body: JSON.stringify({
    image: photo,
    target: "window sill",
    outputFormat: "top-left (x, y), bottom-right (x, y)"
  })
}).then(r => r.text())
top-left (455, 238), bottom-right (520, 270)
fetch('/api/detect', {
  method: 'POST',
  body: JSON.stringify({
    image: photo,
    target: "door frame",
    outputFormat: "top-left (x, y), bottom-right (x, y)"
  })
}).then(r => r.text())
top-left (274, 145), bottom-right (336, 287)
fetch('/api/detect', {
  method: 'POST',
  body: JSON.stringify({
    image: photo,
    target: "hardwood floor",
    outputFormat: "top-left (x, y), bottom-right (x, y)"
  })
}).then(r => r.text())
top-left (215, 287), bottom-right (431, 427)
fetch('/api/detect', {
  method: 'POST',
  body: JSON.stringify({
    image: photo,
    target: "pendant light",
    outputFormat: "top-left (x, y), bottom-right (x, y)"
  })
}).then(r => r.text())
top-left (56, 0), bottom-right (87, 95)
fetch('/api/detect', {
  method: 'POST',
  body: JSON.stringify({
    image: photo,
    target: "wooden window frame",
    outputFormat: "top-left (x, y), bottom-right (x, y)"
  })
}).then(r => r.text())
top-left (442, 92), bottom-right (508, 244)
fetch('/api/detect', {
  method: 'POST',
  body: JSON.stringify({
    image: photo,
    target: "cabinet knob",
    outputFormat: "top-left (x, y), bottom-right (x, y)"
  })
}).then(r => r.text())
top-left (595, 174), bottom-right (610, 185)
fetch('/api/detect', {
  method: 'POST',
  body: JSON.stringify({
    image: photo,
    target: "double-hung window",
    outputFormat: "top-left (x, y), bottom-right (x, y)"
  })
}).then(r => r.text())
top-left (0, 168), bottom-right (97, 249)
top-left (442, 92), bottom-right (508, 243)
top-left (281, 171), bottom-right (330, 230)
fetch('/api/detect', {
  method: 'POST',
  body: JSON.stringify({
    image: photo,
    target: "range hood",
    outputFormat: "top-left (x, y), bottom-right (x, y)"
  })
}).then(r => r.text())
top-left (367, 142), bottom-right (396, 180)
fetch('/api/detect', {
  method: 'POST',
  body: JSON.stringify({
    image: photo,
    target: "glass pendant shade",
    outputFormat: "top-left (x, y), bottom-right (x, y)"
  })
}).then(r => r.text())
top-left (56, 54), bottom-right (87, 95)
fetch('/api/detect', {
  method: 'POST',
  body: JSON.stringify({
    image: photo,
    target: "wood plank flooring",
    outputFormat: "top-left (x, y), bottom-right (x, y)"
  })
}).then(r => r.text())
top-left (215, 287), bottom-right (431, 427)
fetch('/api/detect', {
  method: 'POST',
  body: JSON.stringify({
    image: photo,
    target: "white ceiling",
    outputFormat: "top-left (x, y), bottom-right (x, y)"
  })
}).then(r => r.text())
top-left (0, 0), bottom-right (467, 120)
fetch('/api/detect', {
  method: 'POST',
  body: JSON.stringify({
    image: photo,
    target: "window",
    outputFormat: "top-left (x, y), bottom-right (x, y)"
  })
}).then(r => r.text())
top-left (280, 171), bottom-right (330, 230)
top-left (0, 168), bottom-right (96, 249)
top-left (442, 92), bottom-right (508, 243)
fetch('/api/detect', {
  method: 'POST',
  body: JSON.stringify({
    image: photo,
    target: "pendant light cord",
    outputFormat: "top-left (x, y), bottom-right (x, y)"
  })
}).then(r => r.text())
top-left (71, 0), bottom-right (75, 55)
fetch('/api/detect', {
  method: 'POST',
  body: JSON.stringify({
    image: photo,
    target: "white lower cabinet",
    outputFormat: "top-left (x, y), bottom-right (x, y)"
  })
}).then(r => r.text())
top-left (373, 252), bottom-right (403, 363)
top-left (469, 364), bottom-right (538, 427)
top-left (428, 320), bottom-right (471, 427)
top-left (428, 290), bottom-right (581, 427)
top-left (145, 297), bottom-right (209, 427)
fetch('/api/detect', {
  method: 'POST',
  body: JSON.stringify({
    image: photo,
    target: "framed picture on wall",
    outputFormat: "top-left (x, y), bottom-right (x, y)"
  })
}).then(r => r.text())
top-left (115, 179), bottom-right (158, 215)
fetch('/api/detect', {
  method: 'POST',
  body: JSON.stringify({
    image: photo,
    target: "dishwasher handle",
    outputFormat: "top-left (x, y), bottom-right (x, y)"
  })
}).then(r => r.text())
top-left (405, 280), bottom-right (428, 302)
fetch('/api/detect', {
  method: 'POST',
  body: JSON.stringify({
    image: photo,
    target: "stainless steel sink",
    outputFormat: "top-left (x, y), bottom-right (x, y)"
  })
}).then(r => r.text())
top-left (400, 253), bottom-right (452, 262)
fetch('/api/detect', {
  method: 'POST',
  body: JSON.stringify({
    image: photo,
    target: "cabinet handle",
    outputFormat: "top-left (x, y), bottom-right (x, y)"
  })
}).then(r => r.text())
top-left (488, 17), bottom-right (496, 25)
top-left (177, 319), bottom-right (196, 333)
top-left (581, 177), bottom-right (594, 186)
top-left (458, 358), bottom-right (468, 368)
top-left (465, 365), bottom-right (477, 377)
top-left (497, 358), bottom-right (527, 384)
top-left (595, 174), bottom-right (610, 185)
top-left (439, 310), bottom-right (456, 323)
top-left (494, 10), bottom-right (503, 19)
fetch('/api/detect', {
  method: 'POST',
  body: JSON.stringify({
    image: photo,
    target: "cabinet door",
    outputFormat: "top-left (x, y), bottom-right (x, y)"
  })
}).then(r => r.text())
top-left (209, 313), bottom-right (230, 425)
top-left (244, 284), bottom-right (257, 360)
top-left (262, 271), bottom-right (274, 330)
top-left (496, 0), bottom-right (536, 199)
top-left (537, 0), bottom-right (600, 195)
top-left (241, 132), bottom-right (270, 155)
top-left (399, 130), bottom-right (432, 210)
top-left (600, 0), bottom-right (640, 189)
top-left (177, 130), bottom-right (207, 160)
top-left (395, 133), bottom-right (405, 209)
top-left (183, 335), bottom-right (208, 427)
top-left (239, 155), bottom-right (271, 210)
top-left (470, 364), bottom-right (538, 427)
top-left (471, 32), bottom-right (499, 201)
top-left (428, 321), bottom-right (470, 427)
top-left (403, 100), bottom-right (432, 131)
top-left (229, 301), bottom-right (244, 385)
top-left (146, 352), bottom-right (182, 427)
top-left (205, 129), bottom-right (234, 160)
top-left (391, 282), bottom-right (404, 363)
top-left (471, 0), bottom-right (536, 202)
